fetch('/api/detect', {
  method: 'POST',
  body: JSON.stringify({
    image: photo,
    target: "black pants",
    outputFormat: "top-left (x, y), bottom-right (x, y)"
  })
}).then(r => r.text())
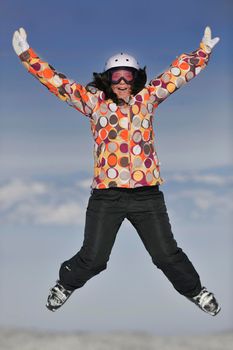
top-left (59, 185), bottom-right (202, 297)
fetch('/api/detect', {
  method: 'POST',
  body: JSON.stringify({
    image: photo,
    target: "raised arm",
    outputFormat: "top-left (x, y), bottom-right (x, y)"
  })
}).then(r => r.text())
top-left (12, 28), bottom-right (98, 117)
top-left (147, 26), bottom-right (220, 106)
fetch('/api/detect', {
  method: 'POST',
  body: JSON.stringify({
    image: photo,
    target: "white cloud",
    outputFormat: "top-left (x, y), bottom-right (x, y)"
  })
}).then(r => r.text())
top-left (7, 201), bottom-right (85, 225)
top-left (165, 170), bottom-right (233, 217)
top-left (0, 179), bottom-right (48, 210)
top-left (0, 179), bottom-right (87, 226)
top-left (167, 172), bottom-right (233, 186)
top-left (162, 169), bottom-right (233, 222)
top-left (168, 188), bottom-right (233, 216)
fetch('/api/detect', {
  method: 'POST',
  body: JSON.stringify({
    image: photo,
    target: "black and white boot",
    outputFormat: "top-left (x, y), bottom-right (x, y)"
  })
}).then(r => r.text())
top-left (46, 281), bottom-right (73, 312)
top-left (187, 286), bottom-right (221, 316)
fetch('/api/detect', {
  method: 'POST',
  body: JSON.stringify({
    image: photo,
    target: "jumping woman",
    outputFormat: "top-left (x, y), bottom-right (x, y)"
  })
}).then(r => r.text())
top-left (12, 26), bottom-right (221, 316)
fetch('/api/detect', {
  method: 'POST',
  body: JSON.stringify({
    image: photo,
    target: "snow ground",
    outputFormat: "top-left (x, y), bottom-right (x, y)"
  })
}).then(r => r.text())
top-left (0, 329), bottom-right (232, 350)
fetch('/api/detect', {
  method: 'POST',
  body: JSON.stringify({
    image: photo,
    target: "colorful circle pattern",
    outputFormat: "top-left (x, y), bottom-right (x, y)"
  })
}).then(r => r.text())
top-left (20, 45), bottom-right (211, 189)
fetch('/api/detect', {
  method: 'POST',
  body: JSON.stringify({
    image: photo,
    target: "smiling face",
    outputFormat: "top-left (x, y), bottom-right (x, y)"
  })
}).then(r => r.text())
top-left (110, 69), bottom-right (135, 101)
top-left (111, 80), bottom-right (132, 100)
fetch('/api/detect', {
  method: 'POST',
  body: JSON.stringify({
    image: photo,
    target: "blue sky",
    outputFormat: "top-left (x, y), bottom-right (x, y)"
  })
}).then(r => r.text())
top-left (0, 0), bottom-right (232, 335)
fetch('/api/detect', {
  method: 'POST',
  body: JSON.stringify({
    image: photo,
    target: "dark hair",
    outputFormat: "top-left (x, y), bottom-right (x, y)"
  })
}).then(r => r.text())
top-left (86, 67), bottom-right (147, 105)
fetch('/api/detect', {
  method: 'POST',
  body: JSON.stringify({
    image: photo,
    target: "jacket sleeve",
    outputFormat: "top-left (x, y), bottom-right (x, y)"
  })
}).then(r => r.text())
top-left (146, 42), bottom-right (211, 107)
top-left (19, 48), bottom-right (98, 117)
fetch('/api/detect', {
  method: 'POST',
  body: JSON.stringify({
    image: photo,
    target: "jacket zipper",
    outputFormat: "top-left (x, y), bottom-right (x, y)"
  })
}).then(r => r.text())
top-left (128, 107), bottom-right (132, 186)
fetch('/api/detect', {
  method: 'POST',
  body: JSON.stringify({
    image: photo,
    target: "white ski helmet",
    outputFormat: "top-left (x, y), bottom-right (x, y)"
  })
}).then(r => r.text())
top-left (104, 52), bottom-right (140, 72)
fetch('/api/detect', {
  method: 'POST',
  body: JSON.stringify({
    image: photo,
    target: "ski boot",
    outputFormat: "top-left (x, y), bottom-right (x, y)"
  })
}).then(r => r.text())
top-left (187, 286), bottom-right (221, 316)
top-left (46, 281), bottom-right (73, 312)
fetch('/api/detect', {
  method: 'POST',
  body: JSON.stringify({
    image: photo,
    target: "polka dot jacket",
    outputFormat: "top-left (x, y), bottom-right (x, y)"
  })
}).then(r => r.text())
top-left (19, 42), bottom-right (211, 189)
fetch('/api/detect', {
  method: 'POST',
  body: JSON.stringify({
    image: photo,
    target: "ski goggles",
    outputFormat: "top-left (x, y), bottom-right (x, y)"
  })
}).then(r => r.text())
top-left (110, 69), bottom-right (135, 84)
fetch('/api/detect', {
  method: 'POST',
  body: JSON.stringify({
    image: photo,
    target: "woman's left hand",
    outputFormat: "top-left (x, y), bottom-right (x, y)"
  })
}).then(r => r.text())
top-left (201, 26), bottom-right (220, 53)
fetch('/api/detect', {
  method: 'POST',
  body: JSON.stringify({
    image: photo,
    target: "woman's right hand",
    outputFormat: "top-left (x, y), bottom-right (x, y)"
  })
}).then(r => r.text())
top-left (12, 27), bottom-right (30, 55)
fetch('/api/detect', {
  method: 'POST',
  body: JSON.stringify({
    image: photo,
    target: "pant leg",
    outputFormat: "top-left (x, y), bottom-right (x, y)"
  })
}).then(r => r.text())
top-left (127, 187), bottom-right (202, 297)
top-left (59, 190), bottom-right (125, 290)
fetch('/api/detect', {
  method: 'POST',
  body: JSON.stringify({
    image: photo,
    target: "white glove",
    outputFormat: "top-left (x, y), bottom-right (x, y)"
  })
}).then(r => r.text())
top-left (12, 27), bottom-right (30, 56)
top-left (201, 26), bottom-right (220, 53)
